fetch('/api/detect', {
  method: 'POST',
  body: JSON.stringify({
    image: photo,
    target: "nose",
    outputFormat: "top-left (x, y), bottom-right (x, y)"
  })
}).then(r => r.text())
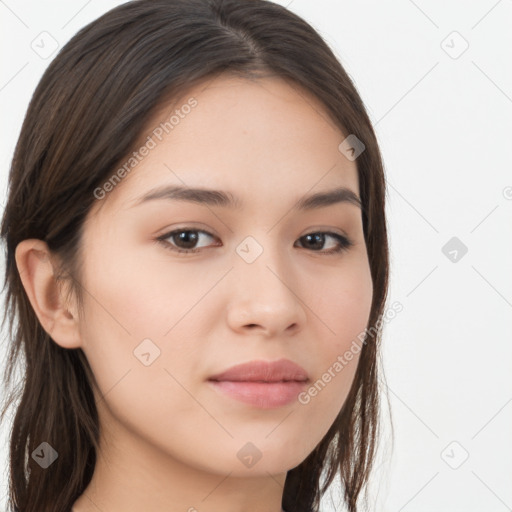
top-left (226, 241), bottom-right (306, 338)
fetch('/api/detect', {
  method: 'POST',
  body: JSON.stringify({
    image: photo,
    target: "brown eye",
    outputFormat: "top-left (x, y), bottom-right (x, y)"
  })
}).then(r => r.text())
top-left (157, 229), bottom-right (219, 253)
top-left (295, 232), bottom-right (353, 254)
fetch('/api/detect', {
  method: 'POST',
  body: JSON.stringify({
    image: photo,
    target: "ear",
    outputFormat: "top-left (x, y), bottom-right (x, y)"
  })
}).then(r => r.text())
top-left (15, 239), bottom-right (82, 349)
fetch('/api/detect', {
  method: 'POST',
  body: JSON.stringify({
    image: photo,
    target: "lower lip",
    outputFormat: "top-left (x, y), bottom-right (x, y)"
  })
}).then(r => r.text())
top-left (208, 380), bottom-right (307, 408)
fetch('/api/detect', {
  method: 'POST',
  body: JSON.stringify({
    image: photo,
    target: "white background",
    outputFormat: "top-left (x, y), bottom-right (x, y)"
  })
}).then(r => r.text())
top-left (0, 1), bottom-right (511, 511)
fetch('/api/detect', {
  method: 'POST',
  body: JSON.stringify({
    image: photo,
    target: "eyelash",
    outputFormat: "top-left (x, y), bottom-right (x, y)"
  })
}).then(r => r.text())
top-left (155, 228), bottom-right (353, 256)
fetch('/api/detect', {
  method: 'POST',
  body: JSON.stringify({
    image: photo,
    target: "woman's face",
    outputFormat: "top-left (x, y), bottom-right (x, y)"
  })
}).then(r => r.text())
top-left (77, 75), bottom-right (373, 477)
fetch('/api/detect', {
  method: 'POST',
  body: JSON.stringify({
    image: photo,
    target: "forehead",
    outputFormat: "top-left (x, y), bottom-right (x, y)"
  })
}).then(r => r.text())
top-left (89, 74), bottom-right (359, 219)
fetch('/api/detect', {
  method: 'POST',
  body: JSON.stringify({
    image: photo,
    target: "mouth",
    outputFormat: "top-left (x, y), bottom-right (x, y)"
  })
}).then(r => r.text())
top-left (207, 359), bottom-right (309, 408)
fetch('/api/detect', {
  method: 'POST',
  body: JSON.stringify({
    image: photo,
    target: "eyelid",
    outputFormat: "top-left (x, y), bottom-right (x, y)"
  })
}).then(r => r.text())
top-left (298, 225), bottom-right (350, 239)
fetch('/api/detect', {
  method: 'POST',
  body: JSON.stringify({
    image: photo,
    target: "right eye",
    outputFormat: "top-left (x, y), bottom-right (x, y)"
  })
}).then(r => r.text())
top-left (155, 228), bottom-right (220, 254)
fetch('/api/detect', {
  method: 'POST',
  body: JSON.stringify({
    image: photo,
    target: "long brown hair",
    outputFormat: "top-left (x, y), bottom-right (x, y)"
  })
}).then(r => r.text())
top-left (0, 1), bottom-right (389, 511)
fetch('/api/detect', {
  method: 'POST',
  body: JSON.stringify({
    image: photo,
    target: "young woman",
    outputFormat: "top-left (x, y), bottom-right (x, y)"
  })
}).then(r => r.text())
top-left (0, 1), bottom-right (389, 511)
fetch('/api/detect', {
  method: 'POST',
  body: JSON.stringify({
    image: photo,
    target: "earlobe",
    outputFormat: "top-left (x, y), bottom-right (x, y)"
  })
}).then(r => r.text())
top-left (14, 239), bottom-right (82, 349)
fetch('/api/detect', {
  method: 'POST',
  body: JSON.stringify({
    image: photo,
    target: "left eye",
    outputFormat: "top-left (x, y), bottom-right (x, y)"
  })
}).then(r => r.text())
top-left (155, 228), bottom-right (353, 255)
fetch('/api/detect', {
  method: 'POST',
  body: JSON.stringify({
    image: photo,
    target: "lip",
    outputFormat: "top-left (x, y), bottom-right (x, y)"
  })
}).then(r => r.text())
top-left (208, 358), bottom-right (309, 382)
top-left (208, 359), bottom-right (309, 408)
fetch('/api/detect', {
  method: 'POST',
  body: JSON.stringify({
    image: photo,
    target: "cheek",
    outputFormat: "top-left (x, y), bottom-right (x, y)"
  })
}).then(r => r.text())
top-left (76, 264), bottom-right (209, 460)
top-left (76, 245), bottom-right (219, 409)
top-left (312, 253), bottom-right (373, 352)
top-left (296, 256), bottom-right (372, 426)
top-left (80, 238), bottom-right (217, 340)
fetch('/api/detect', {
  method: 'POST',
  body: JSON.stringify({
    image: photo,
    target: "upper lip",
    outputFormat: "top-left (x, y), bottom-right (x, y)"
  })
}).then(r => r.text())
top-left (208, 358), bottom-right (309, 383)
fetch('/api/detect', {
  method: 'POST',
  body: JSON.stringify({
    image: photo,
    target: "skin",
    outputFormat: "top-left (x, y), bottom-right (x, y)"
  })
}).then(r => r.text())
top-left (15, 75), bottom-right (373, 512)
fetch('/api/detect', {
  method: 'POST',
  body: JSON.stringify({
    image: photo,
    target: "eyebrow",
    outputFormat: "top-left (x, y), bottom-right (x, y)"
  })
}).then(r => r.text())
top-left (131, 185), bottom-right (362, 211)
